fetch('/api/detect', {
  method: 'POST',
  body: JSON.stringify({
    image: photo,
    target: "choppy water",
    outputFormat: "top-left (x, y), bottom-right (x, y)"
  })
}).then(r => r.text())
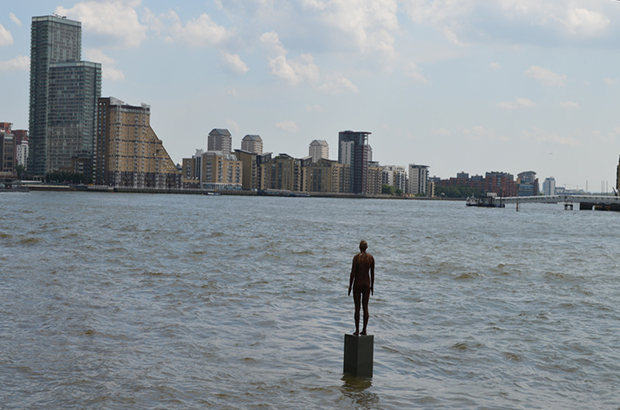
top-left (1, 192), bottom-right (620, 409)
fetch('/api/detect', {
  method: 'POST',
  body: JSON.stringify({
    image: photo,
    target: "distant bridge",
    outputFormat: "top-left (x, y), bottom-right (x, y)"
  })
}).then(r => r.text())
top-left (501, 195), bottom-right (620, 210)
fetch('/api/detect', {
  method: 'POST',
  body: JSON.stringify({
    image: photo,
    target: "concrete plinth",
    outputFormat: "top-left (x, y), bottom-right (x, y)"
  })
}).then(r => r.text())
top-left (343, 334), bottom-right (374, 378)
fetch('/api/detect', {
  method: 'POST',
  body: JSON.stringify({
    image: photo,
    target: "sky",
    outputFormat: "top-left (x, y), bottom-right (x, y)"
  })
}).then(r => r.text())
top-left (2, 0), bottom-right (620, 191)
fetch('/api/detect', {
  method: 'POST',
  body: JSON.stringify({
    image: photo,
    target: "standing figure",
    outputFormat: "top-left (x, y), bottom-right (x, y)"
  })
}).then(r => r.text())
top-left (348, 240), bottom-right (375, 336)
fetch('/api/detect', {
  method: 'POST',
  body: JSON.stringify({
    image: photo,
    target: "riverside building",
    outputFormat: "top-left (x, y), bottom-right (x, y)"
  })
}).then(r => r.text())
top-left (408, 164), bottom-right (429, 196)
top-left (208, 129), bottom-right (232, 154)
top-left (338, 131), bottom-right (371, 194)
top-left (241, 135), bottom-right (263, 154)
top-left (28, 15), bottom-right (101, 178)
top-left (94, 97), bottom-right (180, 188)
top-left (309, 140), bottom-right (329, 162)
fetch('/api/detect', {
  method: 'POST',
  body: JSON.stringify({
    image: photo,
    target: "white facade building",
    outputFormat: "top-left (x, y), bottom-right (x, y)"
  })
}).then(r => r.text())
top-left (543, 177), bottom-right (556, 196)
top-left (408, 164), bottom-right (429, 196)
top-left (309, 140), bottom-right (329, 162)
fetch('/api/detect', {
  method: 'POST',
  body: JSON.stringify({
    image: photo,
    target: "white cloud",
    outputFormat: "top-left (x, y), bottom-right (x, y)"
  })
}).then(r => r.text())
top-left (404, 62), bottom-right (427, 83)
top-left (228, 88), bottom-right (238, 97)
top-left (162, 11), bottom-right (230, 47)
top-left (563, 8), bottom-right (609, 37)
top-left (489, 62), bottom-right (501, 70)
top-left (560, 101), bottom-right (579, 109)
top-left (524, 66), bottom-right (566, 87)
top-left (225, 119), bottom-right (241, 133)
top-left (9, 13), bottom-right (21, 26)
top-left (603, 78), bottom-right (618, 86)
top-left (276, 121), bottom-right (298, 132)
top-left (318, 73), bottom-right (359, 94)
top-left (306, 104), bottom-right (324, 112)
top-left (220, 52), bottom-right (248, 75)
top-left (497, 97), bottom-right (536, 110)
top-left (0, 55), bottom-right (29, 71)
top-left (521, 127), bottom-right (580, 146)
top-left (0, 22), bottom-right (13, 46)
top-left (56, 2), bottom-right (147, 48)
top-left (261, 31), bottom-right (319, 85)
top-left (304, 0), bottom-right (399, 59)
top-left (431, 127), bottom-right (451, 136)
top-left (84, 49), bottom-right (124, 81)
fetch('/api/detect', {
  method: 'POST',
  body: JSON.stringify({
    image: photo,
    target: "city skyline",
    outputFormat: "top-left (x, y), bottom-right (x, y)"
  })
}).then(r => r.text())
top-left (2, 1), bottom-right (620, 190)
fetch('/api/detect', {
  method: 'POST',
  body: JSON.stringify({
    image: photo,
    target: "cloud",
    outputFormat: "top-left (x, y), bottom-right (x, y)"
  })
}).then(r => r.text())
top-left (521, 127), bottom-right (580, 146)
top-left (0, 23), bottom-right (13, 46)
top-left (306, 104), bottom-right (324, 112)
top-left (318, 73), bottom-right (359, 94)
top-left (56, 1), bottom-right (147, 48)
top-left (276, 121), bottom-right (298, 132)
top-left (560, 101), bottom-right (579, 109)
top-left (603, 78), bottom-right (618, 86)
top-left (160, 11), bottom-right (230, 47)
top-left (431, 127), bottom-right (451, 136)
top-left (0, 55), bottom-right (29, 71)
top-left (9, 13), bottom-right (21, 26)
top-left (563, 8), bottom-right (609, 37)
top-left (497, 97), bottom-right (536, 109)
top-left (225, 119), bottom-right (241, 133)
top-left (524, 66), bottom-right (566, 87)
top-left (315, 0), bottom-right (399, 59)
top-left (261, 31), bottom-right (319, 85)
top-left (220, 52), bottom-right (248, 75)
top-left (84, 49), bottom-right (124, 81)
top-left (489, 62), bottom-right (501, 70)
top-left (403, 62), bottom-right (427, 83)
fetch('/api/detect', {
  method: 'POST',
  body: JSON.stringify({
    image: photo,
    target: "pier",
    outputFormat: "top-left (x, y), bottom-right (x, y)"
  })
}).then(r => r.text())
top-left (501, 195), bottom-right (620, 211)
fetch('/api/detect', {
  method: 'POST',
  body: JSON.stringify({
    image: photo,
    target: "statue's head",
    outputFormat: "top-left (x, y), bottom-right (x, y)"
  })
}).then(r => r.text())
top-left (359, 240), bottom-right (368, 252)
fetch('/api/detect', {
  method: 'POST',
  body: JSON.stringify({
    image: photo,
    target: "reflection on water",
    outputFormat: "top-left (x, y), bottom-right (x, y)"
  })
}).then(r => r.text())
top-left (341, 375), bottom-right (378, 409)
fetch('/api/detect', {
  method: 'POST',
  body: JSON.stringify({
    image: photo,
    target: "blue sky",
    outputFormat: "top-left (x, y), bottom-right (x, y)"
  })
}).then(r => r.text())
top-left (2, 0), bottom-right (620, 191)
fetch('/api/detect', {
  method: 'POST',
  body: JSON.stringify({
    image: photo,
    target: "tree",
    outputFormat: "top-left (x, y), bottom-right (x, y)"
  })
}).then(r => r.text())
top-left (382, 184), bottom-right (396, 195)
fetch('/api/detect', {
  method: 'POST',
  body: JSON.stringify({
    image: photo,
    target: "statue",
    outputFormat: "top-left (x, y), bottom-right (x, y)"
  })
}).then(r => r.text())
top-left (348, 240), bottom-right (375, 336)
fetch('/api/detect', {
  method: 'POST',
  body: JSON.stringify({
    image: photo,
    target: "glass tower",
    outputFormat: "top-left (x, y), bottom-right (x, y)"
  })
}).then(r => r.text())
top-left (28, 15), bottom-right (101, 177)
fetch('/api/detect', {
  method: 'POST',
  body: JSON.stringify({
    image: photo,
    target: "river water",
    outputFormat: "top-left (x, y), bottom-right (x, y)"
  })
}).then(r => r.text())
top-left (1, 192), bottom-right (619, 409)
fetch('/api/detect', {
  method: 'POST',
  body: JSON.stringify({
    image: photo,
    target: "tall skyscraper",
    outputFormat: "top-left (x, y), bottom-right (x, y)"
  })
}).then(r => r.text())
top-left (208, 129), bottom-right (232, 154)
top-left (309, 140), bottom-right (329, 162)
top-left (338, 131), bottom-right (370, 194)
top-left (28, 15), bottom-right (101, 178)
top-left (241, 134), bottom-right (263, 154)
top-left (94, 97), bottom-right (180, 188)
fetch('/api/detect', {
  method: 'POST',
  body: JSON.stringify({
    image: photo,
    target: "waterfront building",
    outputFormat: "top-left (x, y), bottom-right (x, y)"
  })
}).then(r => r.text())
top-left (28, 15), bottom-right (101, 178)
top-left (12, 130), bottom-right (28, 168)
top-left (241, 135), bottom-right (263, 155)
top-left (309, 140), bottom-right (329, 163)
top-left (367, 161), bottom-right (382, 196)
top-left (201, 151), bottom-right (242, 190)
top-left (382, 165), bottom-right (407, 192)
top-left (181, 149), bottom-right (203, 189)
top-left (303, 158), bottom-right (349, 193)
top-left (338, 131), bottom-right (371, 194)
top-left (259, 153), bottom-right (301, 191)
top-left (484, 172), bottom-right (518, 197)
top-left (94, 97), bottom-right (180, 188)
top-left (543, 177), bottom-right (556, 196)
top-left (208, 129), bottom-right (232, 154)
top-left (234, 149), bottom-right (259, 191)
top-left (517, 171), bottom-right (539, 196)
top-left (408, 164), bottom-right (429, 196)
top-left (0, 124), bottom-right (16, 176)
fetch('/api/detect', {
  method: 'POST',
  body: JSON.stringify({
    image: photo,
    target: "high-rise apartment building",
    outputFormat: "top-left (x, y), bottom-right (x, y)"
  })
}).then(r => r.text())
top-left (543, 177), bottom-right (556, 196)
top-left (309, 140), bottom-right (329, 162)
top-left (28, 15), bottom-right (101, 178)
top-left (94, 97), bottom-right (180, 188)
top-left (408, 164), bottom-right (429, 196)
top-left (338, 131), bottom-right (371, 194)
top-left (208, 129), bottom-right (232, 154)
top-left (241, 135), bottom-right (263, 154)
top-left (0, 123), bottom-right (15, 176)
